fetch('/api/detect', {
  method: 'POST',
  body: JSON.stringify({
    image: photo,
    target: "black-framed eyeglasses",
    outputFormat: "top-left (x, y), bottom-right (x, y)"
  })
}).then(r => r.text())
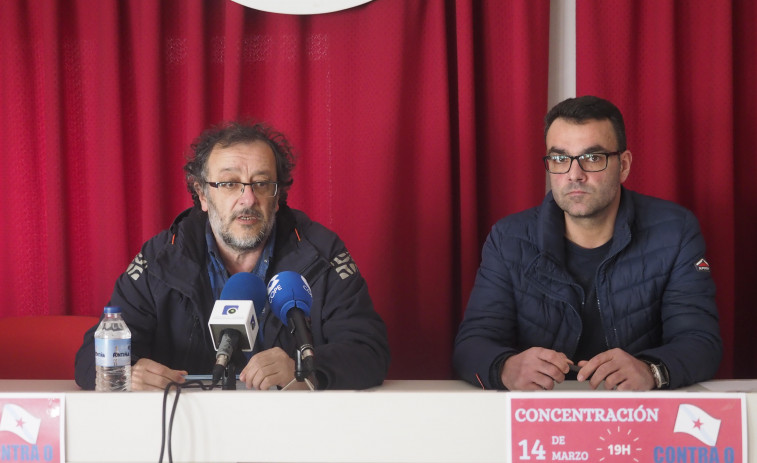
top-left (205, 180), bottom-right (279, 197)
top-left (542, 152), bottom-right (622, 174)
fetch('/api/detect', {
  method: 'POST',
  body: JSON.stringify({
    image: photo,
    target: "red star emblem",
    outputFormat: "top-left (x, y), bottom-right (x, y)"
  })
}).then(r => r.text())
top-left (15, 418), bottom-right (25, 428)
top-left (693, 418), bottom-right (703, 429)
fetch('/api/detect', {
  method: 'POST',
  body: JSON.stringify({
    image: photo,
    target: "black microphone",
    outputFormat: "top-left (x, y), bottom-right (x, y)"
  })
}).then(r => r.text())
top-left (266, 271), bottom-right (315, 375)
top-left (207, 273), bottom-right (267, 386)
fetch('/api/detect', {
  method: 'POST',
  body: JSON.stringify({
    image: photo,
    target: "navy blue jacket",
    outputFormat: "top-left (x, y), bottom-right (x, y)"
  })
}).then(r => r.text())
top-left (453, 188), bottom-right (722, 389)
top-left (75, 205), bottom-right (390, 390)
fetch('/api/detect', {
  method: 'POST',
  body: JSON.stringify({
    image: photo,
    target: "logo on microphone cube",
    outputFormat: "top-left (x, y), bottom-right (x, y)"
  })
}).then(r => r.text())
top-left (222, 304), bottom-right (238, 315)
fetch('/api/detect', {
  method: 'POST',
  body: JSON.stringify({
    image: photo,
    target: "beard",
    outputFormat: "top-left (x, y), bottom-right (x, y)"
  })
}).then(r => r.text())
top-left (554, 182), bottom-right (620, 220)
top-left (207, 204), bottom-right (275, 253)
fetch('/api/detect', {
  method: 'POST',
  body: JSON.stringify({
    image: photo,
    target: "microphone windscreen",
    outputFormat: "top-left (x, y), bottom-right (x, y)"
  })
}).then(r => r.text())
top-left (266, 271), bottom-right (313, 324)
top-left (221, 272), bottom-right (267, 308)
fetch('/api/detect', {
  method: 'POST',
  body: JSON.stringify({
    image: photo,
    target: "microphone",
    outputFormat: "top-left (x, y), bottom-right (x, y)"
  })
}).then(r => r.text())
top-left (207, 272), bottom-right (267, 385)
top-left (266, 271), bottom-right (315, 375)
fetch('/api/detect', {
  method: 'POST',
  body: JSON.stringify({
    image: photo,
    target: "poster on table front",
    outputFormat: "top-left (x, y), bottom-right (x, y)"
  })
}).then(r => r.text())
top-left (507, 392), bottom-right (746, 463)
top-left (0, 394), bottom-right (64, 463)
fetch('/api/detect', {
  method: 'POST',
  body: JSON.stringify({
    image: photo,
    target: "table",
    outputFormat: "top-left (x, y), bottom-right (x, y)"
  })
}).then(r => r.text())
top-left (1, 379), bottom-right (755, 463)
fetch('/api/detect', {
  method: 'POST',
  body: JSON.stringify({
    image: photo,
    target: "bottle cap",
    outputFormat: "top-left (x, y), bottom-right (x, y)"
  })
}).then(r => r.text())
top-left (103, 306), bottom-right (122, 314)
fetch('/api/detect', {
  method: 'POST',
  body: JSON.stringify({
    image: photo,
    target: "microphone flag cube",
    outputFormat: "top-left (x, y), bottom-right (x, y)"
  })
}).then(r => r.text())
top-left (207, 300), bottom-right (258, 352)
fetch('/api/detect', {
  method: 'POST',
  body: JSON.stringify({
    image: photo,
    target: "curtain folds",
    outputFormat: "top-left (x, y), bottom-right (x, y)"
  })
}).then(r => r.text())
top-left (732, 0), bottom-right (757, 379)
top-left (0, 0), bottom-right (550, 379)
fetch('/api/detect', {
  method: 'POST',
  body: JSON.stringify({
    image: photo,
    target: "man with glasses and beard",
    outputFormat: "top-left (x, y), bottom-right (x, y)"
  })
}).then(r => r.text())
top-left (75, 121), bottom-right (390, 391)
top-left (454, 96), bottom-right (721, 391)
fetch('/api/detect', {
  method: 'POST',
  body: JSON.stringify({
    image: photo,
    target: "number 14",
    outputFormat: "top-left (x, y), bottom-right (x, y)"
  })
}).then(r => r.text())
top-left (518, 439), bottom-right (546, 460)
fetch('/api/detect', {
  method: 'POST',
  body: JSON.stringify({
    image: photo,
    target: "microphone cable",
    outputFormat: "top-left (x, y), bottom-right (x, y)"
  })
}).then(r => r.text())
top-left (158, 379), bottom-right (219, 463)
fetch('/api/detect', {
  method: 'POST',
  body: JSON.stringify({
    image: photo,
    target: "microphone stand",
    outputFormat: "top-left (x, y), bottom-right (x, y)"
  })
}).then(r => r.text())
top-left (282, 348), bottom-right (315, 391)
top-left (222, 362), bottom-right (236, 390)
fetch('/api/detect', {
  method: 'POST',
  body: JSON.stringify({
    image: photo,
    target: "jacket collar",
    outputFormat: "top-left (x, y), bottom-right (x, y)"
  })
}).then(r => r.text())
top-left (538, 186), bottom-right (634, 266)
top-left (164, 203), bottom-right (300, 280)
top-left (156, 207), bottom-right (213, 305)
top-left (268, 204), bottom-right (299, 279)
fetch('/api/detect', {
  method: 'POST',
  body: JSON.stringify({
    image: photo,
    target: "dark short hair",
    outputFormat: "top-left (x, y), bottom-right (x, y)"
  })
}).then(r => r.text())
top-left (544, 96), bottom-right (627, 151)
top-left (183, 121), bottom-right (296, 208)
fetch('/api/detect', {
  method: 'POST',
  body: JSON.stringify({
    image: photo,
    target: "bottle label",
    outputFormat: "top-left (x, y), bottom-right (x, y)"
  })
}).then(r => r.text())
top-left (95, 338), bottom-right (132, 367)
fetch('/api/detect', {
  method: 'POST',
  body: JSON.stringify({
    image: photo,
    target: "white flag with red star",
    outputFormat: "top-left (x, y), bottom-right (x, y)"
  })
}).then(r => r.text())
top-left (673, 403), bottom-right (721, 446)
top-left (0, 403), bottom-right (42, 444)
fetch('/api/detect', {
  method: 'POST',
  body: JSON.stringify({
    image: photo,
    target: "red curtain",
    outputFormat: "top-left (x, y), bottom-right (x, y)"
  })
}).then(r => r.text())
top-left (0, 0), bottom-right (550, 379)
top-left (577, 0), bottom-right (757, 379)
top-left (732, 0), bottom-right (757, 379)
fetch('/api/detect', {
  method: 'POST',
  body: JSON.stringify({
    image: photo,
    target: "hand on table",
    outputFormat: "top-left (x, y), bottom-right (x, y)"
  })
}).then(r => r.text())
top-left (501, 347), bottom-right (575, 390)
top-left (131, 358), bottom-right (187, 391)
top-left (575, 348), bottom-right (655, 391)
top-left (239, 347), bottom-right (309, 390)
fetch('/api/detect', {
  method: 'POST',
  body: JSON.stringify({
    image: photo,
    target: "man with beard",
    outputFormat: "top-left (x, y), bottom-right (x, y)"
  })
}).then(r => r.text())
top-left (75, 121), bottom-right (390, 391)
top-left (453, 96), bottom-right (721, 391)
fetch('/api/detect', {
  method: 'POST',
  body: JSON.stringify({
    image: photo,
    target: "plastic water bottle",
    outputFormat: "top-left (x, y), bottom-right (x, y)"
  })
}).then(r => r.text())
top-left (94, 306), bottom-right (132, 391)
